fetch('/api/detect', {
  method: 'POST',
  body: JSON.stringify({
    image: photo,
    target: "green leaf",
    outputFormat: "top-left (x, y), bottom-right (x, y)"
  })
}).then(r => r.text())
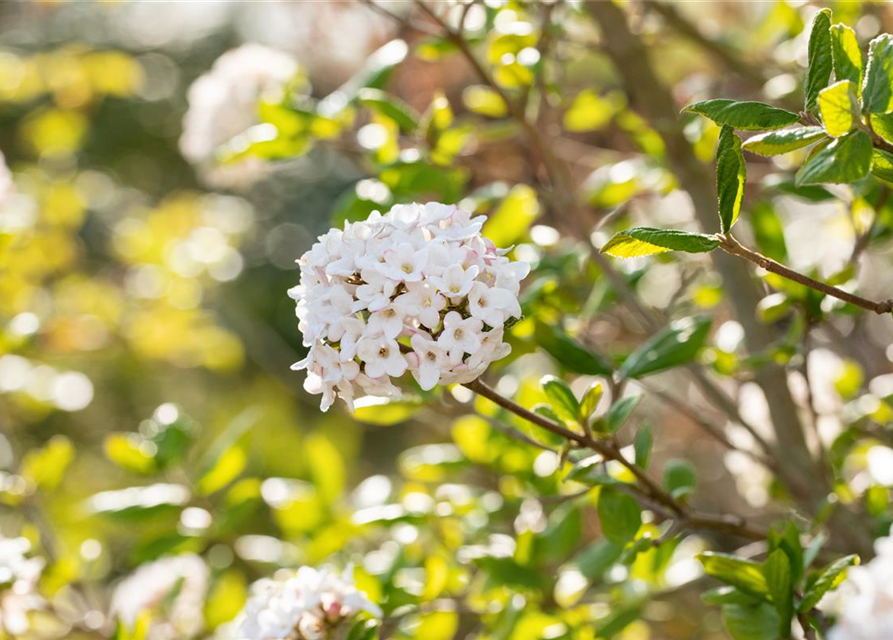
top-left (799, 554), bottom-right (859, 612)
top-left (633, 426), bottom-right (653, 469)
top-left (795, 129), bottom-right (873, 185)
top-left (606, 395), bottom-right (641, 434)
top-left (722, 602), bottom-right (782, 640)
top-left (683, 100), bottom-right (799, 131)
top-left (357, 88), bottom-right (419, 132)
top-left (474, 556), bottom-right (548, 590)
top-left (619, 316), bottom-right (712, 379)
top-left (764, 549), bottom-right (794, 637)
top-left (804, 8), bottom-right (833, 112)
top-left (831, 23), bottom-right (864, 92)
top-left (871, 147), bottom-right (893, 183)
top-left (601, 227), bottom-right (719, 258)
top-left (482, 184), bottom-right (540, 247)
top-left (541, 375), bottom-right (581, 424)
top-left (702, 587), bottom-right (762, 606)
top-left (863, 34), bottom-right (893, 114)
top-left (716, 125), bottom-right (746, 233)
top-left (564, 90), bottom-right (617, 132)
top-left (534, 322), bottom-right (613, 375)
top-left (597, 488), bottom-right (642, 545)
top-left (742, 127), bottom-right (827, 156)
top-left (698, 552), bottom-right (770, 598)
top-left (870, 111), bottom-right (893, 143)
top-left (571, 539), bottom-right (624, 580)
top-left (351, 396), bottom-right (423, 426)
top-left (818, 80), bottom-right (860, 137)
top-left (580, 382), bottom-right (604, 421)
top-left (768, 522), bottom-right (805, 585)
top-left (663, 459), bottom-right (696, 500)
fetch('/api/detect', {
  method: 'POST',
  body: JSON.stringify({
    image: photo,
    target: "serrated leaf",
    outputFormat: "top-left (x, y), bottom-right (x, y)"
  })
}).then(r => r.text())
top-left (716, 125), bottom-right (746, 232)
top-left (606, 395), bottom-right (641, 433)
top-left (663, 459), bottom-right (696, 500)
top-left (683, 100), bottom-right (799, 130)
top-left (535, 322), bottom-right (613, 375)
top-left (818, 80), bottom-right (860, 136)
top-left (541, 375), bottom-right (580, 424)
top-left (799, 554), bottom-right (859, 612)
top-left (698, 552), bottom-right (770, 598)
top-left (742, 127), bottom-right (826, 156)
top-left (831, 24), bottom-right (864, 92)
top-left (722, 602), bottom-right (782, 640)
top-left (634, 426), bottom-right (652, 469)
top-left (872, 148), bottom-right (893, 183)
top-left (764, 549), bottom-right (794, 637)
top-left (619, 316), bottom-right (712, 379)
top-left (863, 34), bottom-right (893, 114)
top-left (601, 227), bottom-right (719, 258)
top-left (597, 488), bottom-right (642, 545)
top-left (357, 88), bottom-right (419, 132)
top-left (805, 9), bottom-right (833, 112)
top-left (795, 129), bottom-right (872, 185)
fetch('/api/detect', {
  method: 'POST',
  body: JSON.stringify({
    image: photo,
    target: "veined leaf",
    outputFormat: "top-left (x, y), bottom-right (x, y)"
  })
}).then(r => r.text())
top-left (805, 9), bottom-right (833, 112)
top-left (818, 80), bottom-right (860, 137)
top-left (764, 549), bottom-right (794, 637)
top-left (742, 127), bottom-right (826, 156)
top-left (800, 555), bottom-right (859, 612)
top-left (722, 602), bottom-right (782, 640)
top-left (601, 227), bottom-right (719, 258)
top-left (872, 148), bottom-right (893, 183)
top-left (683, 99), bottom-right (799, 131)
top-left (831, 23), bottom-right (864, 92)
top-left (870, 112), bottom-right (893, 143)
top-left (863, 34), bottom-right (893, 114)
top-left (716, 125), bottom-right (746, 233)
top-left (698, 552), bottom-right (769, 598)
top-left (619, 316), bottom-right (712, 379)
top-left (795, 129), bottom-right (872, 185)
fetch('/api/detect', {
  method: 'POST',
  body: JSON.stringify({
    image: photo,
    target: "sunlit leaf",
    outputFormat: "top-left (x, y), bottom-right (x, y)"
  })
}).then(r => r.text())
top-left (831, 23), bottom-right (864, 92)
top-left (863, 34), bottom-right (893, 114)
top-left (601, 227), bottom-right (719, 258)
top-left (716, 125), bottom-right (746, 232)
top-left (804, 9), bottom-right (833, 112)
top-left (683, 100), bottom-right (799, 130)
top-left (818, 80), bottom-right (860, 136)
top-left (741, 127), bottom-right (826, 156)
top-left (795, 129), bottom-right (872, 185)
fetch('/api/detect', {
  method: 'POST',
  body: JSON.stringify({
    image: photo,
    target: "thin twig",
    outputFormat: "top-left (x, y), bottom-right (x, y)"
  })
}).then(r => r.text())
top-left (718, 233), bottom-right (893, 315)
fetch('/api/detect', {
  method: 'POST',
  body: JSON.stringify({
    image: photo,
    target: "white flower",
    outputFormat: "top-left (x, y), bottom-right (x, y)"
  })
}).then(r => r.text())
top-left (110, 554), bottom-right (209, 640)
top-left (290, 202), bottom-right (528, 410)
top-left (180, 44), bottom-right (301, 189)
top-left (438, 311), bottom-right (483, 364)
top-left (0, 535), bottom-right (44, 637)
top-left (825, 530), bottom-right (893, 640)
top-left (234, 565), bottom-right (381, 640)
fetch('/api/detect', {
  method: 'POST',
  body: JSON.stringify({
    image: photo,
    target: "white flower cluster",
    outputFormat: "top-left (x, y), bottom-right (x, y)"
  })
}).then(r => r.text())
top-left (180, 44), bottom-right (301, 189)
top-left (289, 202), bottom-right (529, 411)
top-left (233, 566), bottom-right (381, 640)
top-left (0, 535), bottom-right (44, 636)
top-left (826, 530), bottom-right (893, 640)
top-left (110, 553), bottom-right (209, 640)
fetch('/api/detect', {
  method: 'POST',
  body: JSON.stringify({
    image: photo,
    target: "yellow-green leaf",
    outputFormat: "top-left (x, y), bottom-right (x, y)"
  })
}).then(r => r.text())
top-left (601, 227), bottom-right (719, 258)
top-left (831, 24), bottom-right (864, 93)
top-left (818, 80), bottom-right (860, 137)
top-left (742, 127), bottom-right (826, 156)
top-left (716, 125), bottom-right (746, 232)
top-left (863, 34), bottom-right (893, 114)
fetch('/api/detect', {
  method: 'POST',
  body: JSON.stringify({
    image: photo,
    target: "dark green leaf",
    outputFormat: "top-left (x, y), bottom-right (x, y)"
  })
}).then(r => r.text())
top-left (764, 549), bottom-right (794, 637)
top-left (634, 426), bottom-right (653, 469)
top-left (598, 488), bottom-right (642, 545)
top-left (716, 125), bottom-right (746, 233)
top-left (619, 316), bottom-right (712, 379)
top-left (722, 602), bottom-right (782, 640)
top-left (863, 34), bottom-right (893, 114)
top-left (534, 323), bottom-right (613, 376)
top-left (768, 522), bottom-right (805, 585)
top-left (541, 375), bottom-right (580, 424)
top-left (357, 88), bottom-right (419, 132)
top-left (742, 127), bottom-right (826, 156)
top-left (799, 554), bottom-right (859, 612)
top-left (571, 539), bottom-right (624, 580)
top-left (601, 227), bottom-right (719, 258)
top-left (606, 395), bottom-right (641, 433)
top-left (795, 130), bottom-right (873, 185)
top-left (474, 556), bottom-right (548, 590)
top-left (683, 100), bottom-right (799, 131)
top-left (698, 552), bottom-right (770, 598)
top-left (663, 459), bottom-right (696, 500)
top-left (804, 9), bottom-right (833, 112)
top-left (831, 23), bottom-right (864, 91)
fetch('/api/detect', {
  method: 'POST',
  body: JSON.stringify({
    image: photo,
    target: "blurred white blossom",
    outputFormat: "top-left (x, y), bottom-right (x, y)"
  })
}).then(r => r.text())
top-left (233, 565), bottom-right (381, 640)
top-left (290, 202), bottom-right (529, 411)
top-left (0, 535), bottom-right (44, 637)
top-left (180, 44), bottom-right (301, 189)
top-left (110, 553), bottom-right (208, 640)
top-left (826, 530), bottom-right (893, 640)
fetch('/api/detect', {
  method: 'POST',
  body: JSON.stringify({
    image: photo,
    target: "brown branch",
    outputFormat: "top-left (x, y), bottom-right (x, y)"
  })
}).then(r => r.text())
top-left (718, 233), bottom-right (893, 315)
top-left (463, 378), bottom-right (768, 542)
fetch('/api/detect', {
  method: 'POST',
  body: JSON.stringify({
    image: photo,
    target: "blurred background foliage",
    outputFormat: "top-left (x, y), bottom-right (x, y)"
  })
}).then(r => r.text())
top-left (4, 1), bottom-right (893, 639)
